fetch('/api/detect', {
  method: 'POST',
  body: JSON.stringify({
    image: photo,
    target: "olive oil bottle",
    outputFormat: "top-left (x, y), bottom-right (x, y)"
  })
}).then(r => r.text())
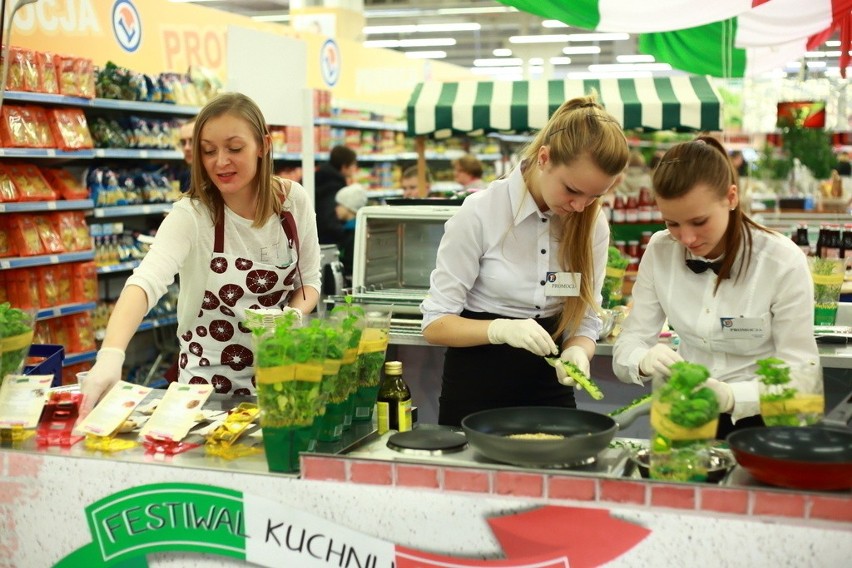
top-left (376, 361), bottom-right (412, 434)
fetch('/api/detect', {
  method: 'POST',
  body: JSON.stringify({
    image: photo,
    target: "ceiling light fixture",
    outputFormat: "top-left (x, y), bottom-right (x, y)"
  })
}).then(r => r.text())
top-left (364, 38), bottom-right (456, 48)
top-left (562, 46), bottom-right (601, 55)
top-left (437, 7), bottom-right (518, 15)
top-left (542, 19), bottom-right (569, 28)
top-left (588, 63), bottom-right (672, 71)
top-left (509, 34), bottom-right (570, 44)
top-left (406, 51), bottom-right (447, 59)
top-left (825, 40), bottom-right (841, 47)
top-left (528, 57), bottom-right (544, 65)
top-left (568, 32), bottom-right (630, 42)
top-left (474, 58), bottom-right (523, 67)
top-left (471, 66), bottom-right (525, 75)
top-left (617, 54), bottom-right (655, 63)
top-left (568, 70), bottom-right (653, 79)
top-left (549, 57), bottom-right (572, 65)
top-left (364, 23), bottom-right (481, 34)
top-left (493, 48), bottom-right (513, 57)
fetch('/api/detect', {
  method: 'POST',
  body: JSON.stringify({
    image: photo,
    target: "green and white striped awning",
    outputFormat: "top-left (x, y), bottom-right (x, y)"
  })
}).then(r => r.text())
top-left (406, 76), bottom-right (722, 137)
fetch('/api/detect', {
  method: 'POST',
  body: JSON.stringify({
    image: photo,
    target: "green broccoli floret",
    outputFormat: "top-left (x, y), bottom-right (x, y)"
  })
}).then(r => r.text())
top-left (755, 357), bottom-right (791, 386)
top-left (658, 362), bottom-right (719, 429)
top-left (663, 361), bottom-right (710, 397)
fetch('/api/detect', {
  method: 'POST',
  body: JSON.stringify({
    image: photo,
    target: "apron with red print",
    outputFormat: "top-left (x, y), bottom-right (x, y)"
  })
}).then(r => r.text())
top-left (176, 212), bottom-right (299, 395)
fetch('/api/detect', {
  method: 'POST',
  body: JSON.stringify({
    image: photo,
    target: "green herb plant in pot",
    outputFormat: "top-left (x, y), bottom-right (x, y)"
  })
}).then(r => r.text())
top-left (649, 361), bottom-right (720, 482)
top-left (0, 303), bottom-right (35, 388)
top-left (808, 256), bottom-right (844, 325)
top-left (329, 298), bottom-right (365, 432)
top-left (254, 320), bottom-right (327, 473)
top-left (353, 310), bottom-right (392, 422)
top-left (314, 318), bottom-right (352, 443)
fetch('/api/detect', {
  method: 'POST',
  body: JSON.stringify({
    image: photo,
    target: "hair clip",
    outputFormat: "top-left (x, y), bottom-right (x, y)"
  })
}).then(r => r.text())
top-left (658, 158), bottom-right (685, 165)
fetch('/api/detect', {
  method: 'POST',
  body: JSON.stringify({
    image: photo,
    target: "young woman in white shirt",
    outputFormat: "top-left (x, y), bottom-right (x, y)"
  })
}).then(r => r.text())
top-left (420, 95), bottom-right (629, 427)
top-left (80, 93), bottom-right (321, 415)
top-left (612, 136), bottom-right (819, 438)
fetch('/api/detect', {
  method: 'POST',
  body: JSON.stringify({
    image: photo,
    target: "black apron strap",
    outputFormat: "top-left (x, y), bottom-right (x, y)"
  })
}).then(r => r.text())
top-left (280, 210), bottom-right (305, 299)
top-left (438, 310), bottom-right (575, 427)
top-left (213, 213), bottom-right (225, 253)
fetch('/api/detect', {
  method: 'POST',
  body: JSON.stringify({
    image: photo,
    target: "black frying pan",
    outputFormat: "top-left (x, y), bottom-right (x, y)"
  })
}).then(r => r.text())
top-left (726, 426), bottom-right (852, 490)
top-left (461, 403), bottom-right (649, 467)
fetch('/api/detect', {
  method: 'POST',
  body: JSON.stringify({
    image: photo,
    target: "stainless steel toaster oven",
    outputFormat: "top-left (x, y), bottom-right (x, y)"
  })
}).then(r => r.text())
top-left (350, 205), bottom-right (460, 337)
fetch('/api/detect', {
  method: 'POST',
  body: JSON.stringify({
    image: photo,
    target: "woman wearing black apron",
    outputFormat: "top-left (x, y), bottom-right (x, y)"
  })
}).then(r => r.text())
top-left (420, 95), bottom-right (630, 427)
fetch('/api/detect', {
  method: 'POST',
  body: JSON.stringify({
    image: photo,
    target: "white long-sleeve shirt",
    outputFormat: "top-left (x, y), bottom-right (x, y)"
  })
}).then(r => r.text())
top-left (420, 165), bottom-right (606, 342)
top-left (612, 226), bottom-right (819, 420)
top-left (125, 181), bottom-right (321, 334)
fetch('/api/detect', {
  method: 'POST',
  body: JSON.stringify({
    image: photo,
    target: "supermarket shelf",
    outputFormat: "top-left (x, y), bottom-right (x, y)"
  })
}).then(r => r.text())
top-left (368, 189), bottom-right (404, 199)
top-left (0, 199), bottom-right (94, 213)
top-left (315, 117), bottom-right (406, 131)
top-left (64, 350), bottom-right (97, 366)
top-left (93, 148), bottom-right (183, 160)
top-left (0, 148), bottom-right (95, 158)
top-left (274, 152), bottom-right (329, 161)
top-left (91, 203), bottom-right (173, 217)
top-left (271, 152), bottom-right (499, 163)
top-left (0, 250), bottom-right (95, 270)
top-left (2, 91), bottom-right (200, 116)
top-left (36, 302), bottom-right (97, 321)
top-left (96, 260), bottom-right (141, 274)
top-left (397, 151), bottom-right (502, 162)
top-left (137, 314), bottom-right (178, 332)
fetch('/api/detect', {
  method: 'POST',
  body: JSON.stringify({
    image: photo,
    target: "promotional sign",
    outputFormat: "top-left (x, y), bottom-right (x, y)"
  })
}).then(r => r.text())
top-left (54, 483), bottom-right (650, 567)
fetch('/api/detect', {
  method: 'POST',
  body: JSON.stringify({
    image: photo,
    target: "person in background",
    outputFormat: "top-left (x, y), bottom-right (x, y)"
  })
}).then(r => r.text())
top-left (649, 149), bottom-right (666, 170)
top-left (177, 118), bottom-right (195, 192)
top-left (79, 93), bottom-right (321, 416)
top-left (315, 145), bottom-right (358, 245)
top-left (401, 165), bottom-right (432, 198)
top-left (612, 136), bottom-right (819, 439)
top-left (729, 150), bottom-right (749, 177)
top-left (834, 151), bottom-right (851, 176)
top-left (615, 150), bottom-right (651, 197)
top-left (452, 154), bottom-right (488, 192)
top-left (334, 183), bottom-right (368, 281)
top-left (274, 159), bottom-right (303, 183)
top-left (421, 95), bottom-right (629, 427)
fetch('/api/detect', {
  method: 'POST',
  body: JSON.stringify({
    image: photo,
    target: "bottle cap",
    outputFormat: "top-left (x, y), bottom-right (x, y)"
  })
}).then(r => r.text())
top-left (384, 361), bottom-right (402, 374)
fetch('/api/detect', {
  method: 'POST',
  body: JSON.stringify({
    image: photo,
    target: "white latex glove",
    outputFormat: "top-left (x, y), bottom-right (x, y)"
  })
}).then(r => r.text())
top-left (487, 318), bottom-right (558, 357)
top-left (705, 378), bottom-right (734, 413)
top-left (639, 343), bottom-right (683, 381)
top-left (555, 346), bottom-right (590, 389)
top-left (79, 347), bottom-right (125, 418)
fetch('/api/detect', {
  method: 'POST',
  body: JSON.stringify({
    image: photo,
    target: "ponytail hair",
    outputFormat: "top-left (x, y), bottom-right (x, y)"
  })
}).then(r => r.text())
top-left (521, 94), bottom-right (629, 340)
top-left (653, 135), bottom-right (770, 293)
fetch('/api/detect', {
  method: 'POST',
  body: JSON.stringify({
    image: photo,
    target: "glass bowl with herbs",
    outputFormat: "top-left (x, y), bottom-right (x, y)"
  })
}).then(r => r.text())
top-left (757, 357), bottom-right (824, 427)
top-left (329, 299), bottom-right (365, 431)
top-left (0, 303), bottom-right (35, 388)
top-left (352, 310), bottom-right (392, 422)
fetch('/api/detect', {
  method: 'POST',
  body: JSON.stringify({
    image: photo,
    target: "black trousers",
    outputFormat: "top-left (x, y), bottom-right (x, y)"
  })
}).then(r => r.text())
top-left (438, 310), bottom-right (575, 427)
top-left (715, 413), bottom-right (765, 440)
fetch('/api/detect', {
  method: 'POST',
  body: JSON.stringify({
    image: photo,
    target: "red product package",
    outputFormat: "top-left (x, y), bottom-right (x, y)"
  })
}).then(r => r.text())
top-left (0, 216), bottom-right (15, 257)
top-left (7, 214), bottom-right (45, 256)
top-left (0, 164), bottom-right (20, 202)
top-left (76, 58), bottom-right (96, 99)
top-left (48, 108), bottom-right (94, 150)
top-left (52, 263), bottom-right (73, 305)
top-left (33, 320), bottom-right (53, 345)
top-left (67, 312), bottom-right (96, 353)
top-left (3, 46), bottom-right (31, 91)
top-left (57, 55), bottom-right (79, 97)
top-left (33, 214), bottom-right (66, 254)
top-left (49, 318), bottom-right (71, 351)
top-left (1, 105), bottom-right (40, 147)
top-left (70, 212), bottom-right (92, 250)
top-left (7, 164), bottom-right (55, 201)
top-left (41, 168), bottom-right (88, 200)
top-left (71, 261), bottom-right (98, 303)
top-left (10, 268), bottom-right (42, 309)
top-left (37, 265), bottom-right (60, 308)
top-left (28, 106), bottom-right (56, 148)
top-left (51, 212), bottom-right (77, 251)
top-left (37, 51), bottom-right (60, 94)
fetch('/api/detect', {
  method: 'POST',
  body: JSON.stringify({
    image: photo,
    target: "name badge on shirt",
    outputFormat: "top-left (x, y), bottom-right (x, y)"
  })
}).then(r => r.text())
top-left (720, 317), bottom-right (766, 339)
top-left (545, 272), bottom-right (581, 297)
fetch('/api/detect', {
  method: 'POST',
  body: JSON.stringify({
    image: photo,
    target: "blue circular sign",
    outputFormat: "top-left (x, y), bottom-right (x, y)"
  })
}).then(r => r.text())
top-left (112, 0), bottom-right (142, 53)
top-left (320, 38), bottom-right (341, 87)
